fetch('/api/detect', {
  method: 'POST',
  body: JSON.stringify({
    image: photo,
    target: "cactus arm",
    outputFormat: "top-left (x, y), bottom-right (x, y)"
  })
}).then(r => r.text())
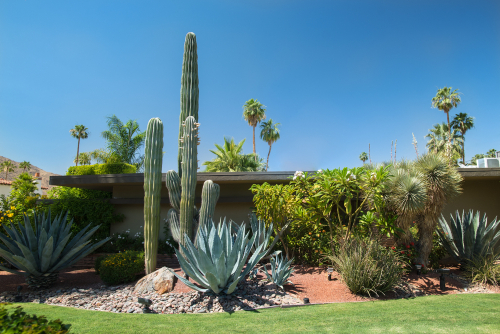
top-left (198, 180), bottom-right (220, 229)
top-left (144, 117), bottom-right (164, 275)
top-left (165, 170), bottom-right (182, 212)
top-left (178, 32), bottom-right (199, 176)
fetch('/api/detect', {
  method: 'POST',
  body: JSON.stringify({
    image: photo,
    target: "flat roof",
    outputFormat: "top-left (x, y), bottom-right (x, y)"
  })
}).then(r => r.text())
top-left (49, 168), bottom-right (500, 192)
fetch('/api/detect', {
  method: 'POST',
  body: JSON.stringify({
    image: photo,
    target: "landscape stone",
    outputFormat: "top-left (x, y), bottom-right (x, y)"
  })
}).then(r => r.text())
top-left (133, 267), bottom-right (175, 295)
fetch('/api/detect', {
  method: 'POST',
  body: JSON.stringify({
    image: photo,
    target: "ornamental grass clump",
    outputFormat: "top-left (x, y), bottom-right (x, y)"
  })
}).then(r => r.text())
top-left (328, 238), bottom-right (405, 297)
top-left (98, 251), bottom-right (144, 285)
top-left (463, 254), bottom-right (500, 286)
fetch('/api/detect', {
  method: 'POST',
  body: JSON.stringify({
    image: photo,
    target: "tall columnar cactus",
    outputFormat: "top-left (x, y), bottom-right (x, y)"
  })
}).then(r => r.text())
top-left (178, 32), bottom-right (199, 177)
top-left (144, 118), bottom-right (163, 274)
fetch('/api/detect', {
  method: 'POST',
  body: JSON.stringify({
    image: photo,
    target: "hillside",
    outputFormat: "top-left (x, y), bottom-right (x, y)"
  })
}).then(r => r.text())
top-left (0, 156), bottom-right (60, 194)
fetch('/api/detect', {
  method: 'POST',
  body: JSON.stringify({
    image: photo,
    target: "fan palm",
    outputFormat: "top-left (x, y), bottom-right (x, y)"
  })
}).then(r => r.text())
top-left (431, 87), bottom-right (461, 160)
top-left (1, 161), bottom-right (16, 179)
top-left (451, 113), bottom-right (474, 164)
top-left (73, 152), bottom-right (91, 165)
top-left (425, 123), bottom-right (463, 162)
top-left (69, 125), bottom-right (89, 166)
top-left (260, 119), bottom-right (280, 172)
top-left (242, 99), bottom-right (266, 157)
top-left (19, 161), bottom-right (31, 173)
top-left (359, 152), bottom-right (368, 164)
top-left (101, 115), bottom-right (145, 171)
top-left (202, 138), bottom-right (264, 172)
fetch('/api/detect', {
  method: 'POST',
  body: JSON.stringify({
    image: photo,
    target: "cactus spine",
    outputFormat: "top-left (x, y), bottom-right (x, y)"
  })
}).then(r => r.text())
top-left (143, 118), bottom-right (163, 275)
top-left (178, 32), bottom-right (199, 177)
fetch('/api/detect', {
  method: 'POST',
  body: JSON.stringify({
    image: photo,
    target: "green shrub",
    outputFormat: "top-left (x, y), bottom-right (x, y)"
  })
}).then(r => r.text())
top-left (328, 238), bottom-right (405, 296)
top-left (66, 163), bottom-right (136, 176)
top-left (47, 187), bottom-right (123, 242)
top-left (463, 254), bottom-right (500, 286)
top-left (0, 303), bottom-right (71, 333)
top-left (98, 251), bottom-right (144, 285)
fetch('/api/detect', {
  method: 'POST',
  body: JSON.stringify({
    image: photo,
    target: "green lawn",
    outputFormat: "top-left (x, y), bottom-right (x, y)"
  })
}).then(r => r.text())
top-left (6, 294), bottom-right (500, 333)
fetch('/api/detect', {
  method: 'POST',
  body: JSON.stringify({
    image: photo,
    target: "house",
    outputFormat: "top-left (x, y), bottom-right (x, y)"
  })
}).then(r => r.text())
top-left (49, 168), bottom-right (500, 236)
top-left (0, 173), bottom-right (47, 197)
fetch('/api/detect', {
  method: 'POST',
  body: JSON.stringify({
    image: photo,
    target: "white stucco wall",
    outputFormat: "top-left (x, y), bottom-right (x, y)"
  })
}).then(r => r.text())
top-left (0, 184), bottom-right (11, 197)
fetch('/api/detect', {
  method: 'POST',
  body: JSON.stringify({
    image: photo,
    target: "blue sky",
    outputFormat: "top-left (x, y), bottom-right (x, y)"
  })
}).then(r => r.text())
top-left (1, 0), bottom-right (499, 175)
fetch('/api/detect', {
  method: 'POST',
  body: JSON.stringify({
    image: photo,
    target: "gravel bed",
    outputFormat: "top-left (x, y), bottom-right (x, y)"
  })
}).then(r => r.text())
top-left (0, 279), bottom-right (302, 314)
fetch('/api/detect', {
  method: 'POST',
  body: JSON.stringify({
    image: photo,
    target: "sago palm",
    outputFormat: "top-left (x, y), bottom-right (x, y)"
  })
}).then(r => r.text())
top-left (70, 125), bottom-right (89, 166)
top-left (451, 113), bottom-right (474, 165)
top-left (242, 99), bottom-right (266, 157)
top-left (260, 119), bottom-right (280, 172)
top-left (431, 87), bottom-right (461, 160)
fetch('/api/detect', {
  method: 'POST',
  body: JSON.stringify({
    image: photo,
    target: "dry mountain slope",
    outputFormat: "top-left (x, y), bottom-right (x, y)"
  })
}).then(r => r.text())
top-left (0, 156), bottom-right (60, 192)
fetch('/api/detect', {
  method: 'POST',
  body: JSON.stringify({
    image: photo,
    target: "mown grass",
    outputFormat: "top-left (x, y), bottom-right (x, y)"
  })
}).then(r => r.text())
top-left (6, 294), bottom-right (500, 333)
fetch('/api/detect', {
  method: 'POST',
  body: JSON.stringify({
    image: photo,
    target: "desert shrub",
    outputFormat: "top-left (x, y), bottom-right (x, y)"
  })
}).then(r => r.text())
top-left (99, 229), bottom-right (177, 255)
top-left (47, 187), bottom-right (123, 242)
top-left (66, 163), bottom-right (136, 176)
top-left (328, 237), bottom-right (405, 296)
top-left (463, 254), bottom-right (500, 286)
top-left (0, 303), bottom-right (71, 333)
top-left (98, 251), bottom-right (144, 285)
top-left (390, 241), bottom-right (419, 270)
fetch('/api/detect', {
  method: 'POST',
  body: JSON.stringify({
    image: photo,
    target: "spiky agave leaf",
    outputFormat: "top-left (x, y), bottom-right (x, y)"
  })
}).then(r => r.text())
top-left (169, 218), bottom-right (272, 294)
top-left (262, 253), bottom-right (294, 289)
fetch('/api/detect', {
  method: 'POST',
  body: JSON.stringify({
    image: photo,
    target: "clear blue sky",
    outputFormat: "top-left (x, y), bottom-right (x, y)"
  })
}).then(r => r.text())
top-left (1, 0), bottom-right (499, 175)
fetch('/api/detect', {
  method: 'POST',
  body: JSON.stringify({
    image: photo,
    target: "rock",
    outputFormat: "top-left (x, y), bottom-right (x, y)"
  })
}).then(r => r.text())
top-left (133, 267), bottom-right (175, 295)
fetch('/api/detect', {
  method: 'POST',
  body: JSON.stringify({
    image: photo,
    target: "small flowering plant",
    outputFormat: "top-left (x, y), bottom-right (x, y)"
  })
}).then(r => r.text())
top-left (390, 242), bottom-right (420, 271)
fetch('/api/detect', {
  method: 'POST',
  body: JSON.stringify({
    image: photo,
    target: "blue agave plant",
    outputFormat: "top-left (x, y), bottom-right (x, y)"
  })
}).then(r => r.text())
top-left (262, 253), bottom-right (294, 290)
top-left (170, 218), bottom-right (272, 294)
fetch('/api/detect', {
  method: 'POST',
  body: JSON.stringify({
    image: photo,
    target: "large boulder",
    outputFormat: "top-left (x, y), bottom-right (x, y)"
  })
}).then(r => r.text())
top-left (133, 267), bottom-right (175, 295)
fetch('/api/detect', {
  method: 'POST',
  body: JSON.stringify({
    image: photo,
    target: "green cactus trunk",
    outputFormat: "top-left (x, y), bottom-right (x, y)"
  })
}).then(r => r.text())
top-left (179, 116), bottom-right (199, 247)
top-left (144, 118), bottom-right (164, 275)
top-left (178, 32), bottom-right (199, 177)
top-left (198, 180), bottom-right (220, 229)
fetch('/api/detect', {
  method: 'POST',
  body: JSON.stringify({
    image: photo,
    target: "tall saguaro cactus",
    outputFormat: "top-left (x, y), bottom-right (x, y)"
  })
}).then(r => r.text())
top-left (144, 118), bottom-right (164, 274)
top-left (178, 32), bottom-right (199, 177)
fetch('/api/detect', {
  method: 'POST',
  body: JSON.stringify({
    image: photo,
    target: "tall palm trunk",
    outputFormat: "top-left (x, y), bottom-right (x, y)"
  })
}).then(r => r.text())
top-left (252, 124), bottom-right (257, 160)
top-left (266, 144), bottom-right (272, 172)
top-left (76, 137), bottom-right (81, 166)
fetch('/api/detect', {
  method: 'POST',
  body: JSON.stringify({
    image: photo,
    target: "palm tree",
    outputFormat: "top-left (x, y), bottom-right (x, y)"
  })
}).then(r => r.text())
top-left (202, 138), bottom-right (264, 172)
top-left (70, 125), bottom-right (89, 166)
top-left (19, 161), bottom-right (31, 173)
top-left (431, 87), bottom-right (461, 160)
top-left (359, 152), bottom-right (368, 164)
top-left (451, 113), bottom-right (474, 164)
top-left (1, 161), bottom-right (16, 179)
top-left (486, 149), bottom-right (497, 158)
top-left (101, 115), bottom-right (146, 171)
top-left (260, 119), bottom-right (280, 172)
top-left (242, 99), bottom-right (266, 158)
top-left (74, 152), bottom-right (91, 165)
top-left (425, 123), bottom-right (463, 162)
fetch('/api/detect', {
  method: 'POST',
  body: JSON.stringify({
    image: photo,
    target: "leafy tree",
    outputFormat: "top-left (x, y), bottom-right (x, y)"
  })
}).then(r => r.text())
top-left (486, 148), bottom-right (497, 157)
top-left (425, 123), bottom-right (463, 163)
top-left (451, 113), bottom-right (474, 165)
top-left (70, 125), bottom-right (89, 166)
top-left (202, 137), bottom-right (265, 172)
top-left (431, 87), bottom-right (461, 160)
top-left (1, 161), bottom-right (16, 179)
top-left (260, 119), bottom-right (280, 172)
top-left (101, 115), bottom-right (146, 171)
top-left (242, 99), bottom-right (266, 157)
top-left (359, 152), bottom-right (368, 164)
top-left (19, 161), bottom-right (31, 173)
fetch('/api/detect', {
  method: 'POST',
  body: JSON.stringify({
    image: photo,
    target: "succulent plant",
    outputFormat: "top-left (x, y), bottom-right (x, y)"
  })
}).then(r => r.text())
top-left (261, 253), bottom-right (294, 290)
top-left (248, 212), bottom-right (289, 259)
top-left (170, 218), bottom-right (272, 294)
top-left (143, 118), bottom-right (164, 274)
top-left (437, 210), bottom-right (500, 265)
top-left (0, 210), bottom-right (110, 289)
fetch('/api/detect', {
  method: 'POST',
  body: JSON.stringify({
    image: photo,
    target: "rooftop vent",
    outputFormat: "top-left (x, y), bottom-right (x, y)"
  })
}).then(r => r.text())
top-left (477, 158), bottom-right (500, 168)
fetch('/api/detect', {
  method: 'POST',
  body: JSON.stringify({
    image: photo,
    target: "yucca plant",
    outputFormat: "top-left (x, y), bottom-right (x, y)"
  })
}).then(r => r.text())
top-left (261, 253), bottom-right (294, 290)
top-left (0, 210), bottom-right (110, 290)
top-left (437, 210), bottom-right (500, 266)
top-left (170, 218), bottom-right (272, 294)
